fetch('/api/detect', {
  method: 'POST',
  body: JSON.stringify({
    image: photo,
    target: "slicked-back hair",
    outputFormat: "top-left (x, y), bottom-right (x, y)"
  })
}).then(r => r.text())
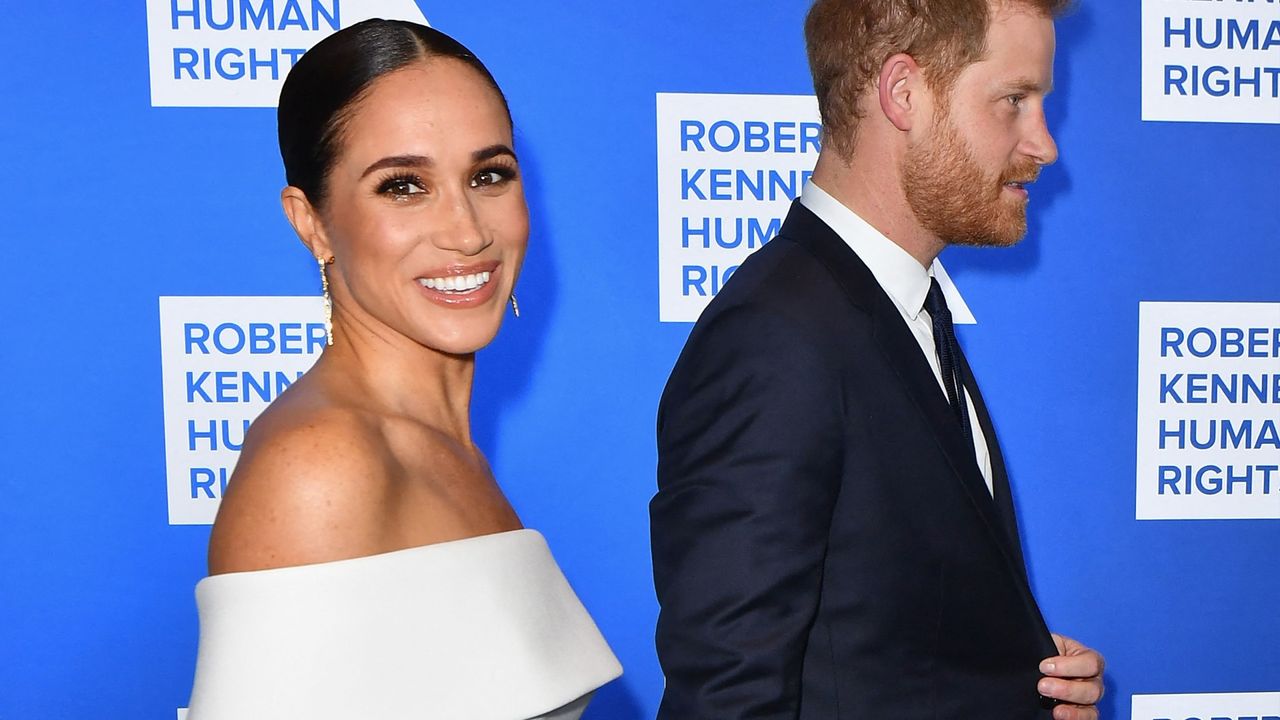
top-left (277, 19), bottom-right (511, 207)
top-left (804, 0), bottom-right (1071, 155)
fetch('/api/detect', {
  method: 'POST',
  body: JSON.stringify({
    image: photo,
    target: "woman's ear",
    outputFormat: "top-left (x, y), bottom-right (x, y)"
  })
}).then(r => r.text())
top-left (280, 186), bottom-right (332, 259)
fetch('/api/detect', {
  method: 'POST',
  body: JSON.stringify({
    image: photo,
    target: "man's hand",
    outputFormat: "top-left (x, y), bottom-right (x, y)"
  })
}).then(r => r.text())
top-left (1038, 633), bottom-right (1105, 720)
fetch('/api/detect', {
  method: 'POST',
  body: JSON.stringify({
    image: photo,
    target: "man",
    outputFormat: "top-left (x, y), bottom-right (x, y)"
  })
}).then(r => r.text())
top-left (650, 1), bottom-right (1105, 718)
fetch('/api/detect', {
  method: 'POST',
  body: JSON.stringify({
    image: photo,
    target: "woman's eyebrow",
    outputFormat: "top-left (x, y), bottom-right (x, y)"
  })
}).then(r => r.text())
top-left (359, 145), bottom-right (517, 178)
top-left (473, 144), bottom-right (517, 163)
top-left (360, 154), bottom-right (434, 178)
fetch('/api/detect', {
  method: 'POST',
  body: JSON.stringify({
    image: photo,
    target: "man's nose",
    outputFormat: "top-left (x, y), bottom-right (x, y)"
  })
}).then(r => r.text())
top-left (1022, 109), bottom-right (1059, 167)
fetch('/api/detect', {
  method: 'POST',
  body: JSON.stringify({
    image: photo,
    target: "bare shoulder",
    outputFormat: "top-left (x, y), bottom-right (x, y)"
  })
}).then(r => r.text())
top-left (207, 394), bottom-right (394, 575)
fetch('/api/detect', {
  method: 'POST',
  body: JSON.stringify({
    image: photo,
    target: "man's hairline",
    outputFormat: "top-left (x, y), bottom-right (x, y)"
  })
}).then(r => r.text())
top-left (920, 0), bottom-right (1061, 109)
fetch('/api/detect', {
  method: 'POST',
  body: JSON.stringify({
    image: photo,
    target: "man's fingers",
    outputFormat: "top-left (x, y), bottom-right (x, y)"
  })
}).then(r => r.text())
top-left (1040, 649), bottom-right (1104, 679)
top-left (1041, 634), bottom-right (1105, 713)
top-left (1052, 703), bottom-right (1099, 720)
top-left (1038, 676), bottom-right (1104, 706)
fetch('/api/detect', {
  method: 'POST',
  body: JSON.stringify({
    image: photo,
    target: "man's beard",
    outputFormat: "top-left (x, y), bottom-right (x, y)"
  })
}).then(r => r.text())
top-left (901, 109), bottom-right (1040, 248)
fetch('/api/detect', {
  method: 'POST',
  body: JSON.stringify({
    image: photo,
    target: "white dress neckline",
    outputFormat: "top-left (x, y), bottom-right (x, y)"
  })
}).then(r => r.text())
top-left (187, 529), bottom-right (621, 720)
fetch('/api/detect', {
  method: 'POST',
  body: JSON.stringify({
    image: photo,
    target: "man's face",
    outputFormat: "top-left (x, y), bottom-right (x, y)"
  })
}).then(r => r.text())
top-left (902, 3), bottom-right (1058, 248)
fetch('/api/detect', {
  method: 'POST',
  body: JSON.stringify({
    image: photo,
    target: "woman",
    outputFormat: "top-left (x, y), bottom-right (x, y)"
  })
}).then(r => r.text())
top-left (186, 20), bottom-right (621, 719)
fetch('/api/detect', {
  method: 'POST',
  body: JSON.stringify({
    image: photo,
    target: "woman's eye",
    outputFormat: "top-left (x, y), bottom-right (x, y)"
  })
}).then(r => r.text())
top-left (380, 177), bottom-right (426, 197)
top-left (471, 170), bottom-right (508, 188)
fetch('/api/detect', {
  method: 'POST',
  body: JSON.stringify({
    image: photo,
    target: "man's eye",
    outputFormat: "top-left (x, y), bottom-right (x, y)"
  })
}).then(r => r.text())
top-left (1007, 95), bottom-right (1025, 107)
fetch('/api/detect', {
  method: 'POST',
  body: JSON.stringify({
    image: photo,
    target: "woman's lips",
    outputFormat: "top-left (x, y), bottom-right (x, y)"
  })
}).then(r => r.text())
top-left (415, 263), bottom-right (501, 308)
top-left (418, 270), bottom-right (491, 292)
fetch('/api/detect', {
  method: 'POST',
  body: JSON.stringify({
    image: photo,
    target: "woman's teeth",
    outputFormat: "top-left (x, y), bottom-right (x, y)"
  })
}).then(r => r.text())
top-left (419, 271), bottom-right (491, 293)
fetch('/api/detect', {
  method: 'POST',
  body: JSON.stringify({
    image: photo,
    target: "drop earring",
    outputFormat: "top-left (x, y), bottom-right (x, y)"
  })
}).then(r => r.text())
top-left (319, 255), bottom-right (335, 346)
top-left (510, 293), bottom-right (520, 318)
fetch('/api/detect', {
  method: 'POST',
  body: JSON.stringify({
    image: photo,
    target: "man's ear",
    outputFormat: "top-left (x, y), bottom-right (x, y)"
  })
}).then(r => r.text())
top-left (877, 53), bottom-right (924, 132)
top-left (280, 186), bottom-right (332, 260)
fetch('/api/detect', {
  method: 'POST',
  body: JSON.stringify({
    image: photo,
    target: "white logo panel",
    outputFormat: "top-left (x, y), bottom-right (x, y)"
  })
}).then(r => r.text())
top-left (1142, 0), bottom-right (1280, 124)
top-left (1132, 691), bottom-right (1280, 720)
top-left (656, 93), bottom-right (820, 322)
top-left (1137, 302), bottom-right (1280, 520)
top-left (655, 92), bottom-right (974, 324)
top-left (146, 0), bottom-right (431, 107)
top-left (160, 296), bottom-right (325, 525)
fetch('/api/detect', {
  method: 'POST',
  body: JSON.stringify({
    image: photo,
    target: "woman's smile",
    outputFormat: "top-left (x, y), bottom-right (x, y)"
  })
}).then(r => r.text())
top-left (414, 261), bottom-right (502, 308)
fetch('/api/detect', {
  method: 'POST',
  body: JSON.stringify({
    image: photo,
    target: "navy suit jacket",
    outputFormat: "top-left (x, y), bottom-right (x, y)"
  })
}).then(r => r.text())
top-left (651, 201), bottom-right (1058, 719)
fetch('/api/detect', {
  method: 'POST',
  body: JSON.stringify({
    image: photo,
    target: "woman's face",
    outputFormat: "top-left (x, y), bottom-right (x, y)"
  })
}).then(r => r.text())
top-left (313, 58), bottom-right (527, 356)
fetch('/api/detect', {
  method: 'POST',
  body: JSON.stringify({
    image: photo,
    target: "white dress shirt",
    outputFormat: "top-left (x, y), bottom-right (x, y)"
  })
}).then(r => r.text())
top-left (800, 181), bottom-right (994, 494)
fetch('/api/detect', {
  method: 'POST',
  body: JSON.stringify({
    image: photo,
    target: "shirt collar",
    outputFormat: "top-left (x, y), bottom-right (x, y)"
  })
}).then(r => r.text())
top-left (799, 180), bottom-right (936, 320)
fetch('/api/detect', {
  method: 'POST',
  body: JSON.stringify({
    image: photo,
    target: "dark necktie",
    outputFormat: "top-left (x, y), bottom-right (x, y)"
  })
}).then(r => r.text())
top-left (925, 278), bottom-right (974, 454)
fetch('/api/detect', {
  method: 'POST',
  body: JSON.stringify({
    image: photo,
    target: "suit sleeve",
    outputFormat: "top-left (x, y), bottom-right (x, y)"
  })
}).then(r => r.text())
top-left (651, 301), bottom-right (844, 720)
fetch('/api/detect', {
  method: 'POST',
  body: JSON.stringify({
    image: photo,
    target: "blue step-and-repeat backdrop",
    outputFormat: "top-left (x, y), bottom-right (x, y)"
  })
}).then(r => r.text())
top-left (1, 2), bottom-right (1277, 718)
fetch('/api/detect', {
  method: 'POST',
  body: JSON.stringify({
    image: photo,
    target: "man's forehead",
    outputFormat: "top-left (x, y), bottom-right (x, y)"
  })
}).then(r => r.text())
top-left (968, 7), bottom-right (1057, 88)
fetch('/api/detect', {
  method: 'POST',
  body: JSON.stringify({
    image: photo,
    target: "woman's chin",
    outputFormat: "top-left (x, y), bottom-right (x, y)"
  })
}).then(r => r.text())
top-left (419, 326), bottom-right (503, 357)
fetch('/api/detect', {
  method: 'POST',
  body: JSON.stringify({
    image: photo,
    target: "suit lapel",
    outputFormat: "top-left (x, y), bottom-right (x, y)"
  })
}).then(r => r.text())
top-left (957, 349), bottom-right (1028, 573)
top-left (779, 202), bottom-right (1024, 576)
top-left (957, 347), bottom-right (1055, 650)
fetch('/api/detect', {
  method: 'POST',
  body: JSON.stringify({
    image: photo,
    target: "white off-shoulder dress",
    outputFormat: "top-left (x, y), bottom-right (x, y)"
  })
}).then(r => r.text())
top-left (186, 529), bottom-right (622, 720)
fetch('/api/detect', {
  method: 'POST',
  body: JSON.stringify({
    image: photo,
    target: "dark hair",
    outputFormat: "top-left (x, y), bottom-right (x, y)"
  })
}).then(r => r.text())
top-left (277, 19), bottom-right (511, 206)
